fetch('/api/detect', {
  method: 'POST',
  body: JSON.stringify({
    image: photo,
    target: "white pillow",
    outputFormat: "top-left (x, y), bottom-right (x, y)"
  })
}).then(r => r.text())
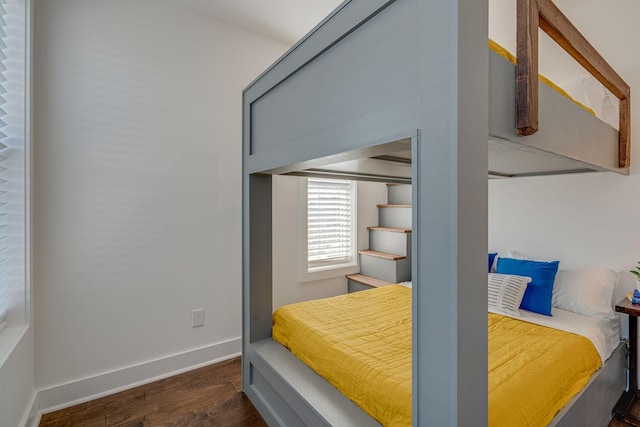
top-left (500, 249), bottom-right (620, 319)
top-left (552, 267), bottom-right (618, 320)
top-left (488, 273), bottom-right (531, 317)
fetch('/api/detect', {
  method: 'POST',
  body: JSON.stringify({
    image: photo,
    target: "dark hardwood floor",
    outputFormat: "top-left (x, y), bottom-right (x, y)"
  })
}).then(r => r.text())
top-left (39, 356), bottom-right (639, 427)
top-left (39, 357), bottom-right (267, 427)
top-left (611, 403), bottom-right (640, 427)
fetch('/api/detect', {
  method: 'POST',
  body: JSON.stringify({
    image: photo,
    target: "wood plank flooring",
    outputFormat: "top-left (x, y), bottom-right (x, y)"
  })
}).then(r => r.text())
top-left (38, 356), bottom-right (638, 427)
top-left (609, 397), bottom-right (640, 427)
top-left (39, 357), bottom-right (266, 427)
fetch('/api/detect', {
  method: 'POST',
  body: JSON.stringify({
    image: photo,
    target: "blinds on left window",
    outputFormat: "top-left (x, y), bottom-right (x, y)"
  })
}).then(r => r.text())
top-left (0, 0), bottom-right (27, 331)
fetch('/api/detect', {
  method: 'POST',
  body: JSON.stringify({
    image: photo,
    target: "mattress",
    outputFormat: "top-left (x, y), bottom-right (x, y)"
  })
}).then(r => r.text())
top-left (272, 285), bottom-right (609, 427)
top-left (488, 39), bottom-right (597, 118)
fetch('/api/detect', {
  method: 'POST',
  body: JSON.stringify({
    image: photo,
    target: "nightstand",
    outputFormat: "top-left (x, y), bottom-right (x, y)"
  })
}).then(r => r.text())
top-left (613, 299), bottom-right (640, 424)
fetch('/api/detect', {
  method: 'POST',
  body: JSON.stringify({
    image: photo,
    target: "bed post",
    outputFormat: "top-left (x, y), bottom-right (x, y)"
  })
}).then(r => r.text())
top-left (414, 0), bottom-right (488, 425)
top-left (516, 0), bottom-right (539, 136)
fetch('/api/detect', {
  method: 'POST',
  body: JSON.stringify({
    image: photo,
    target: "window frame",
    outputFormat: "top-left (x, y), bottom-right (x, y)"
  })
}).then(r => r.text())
top-left (298, 177), bottom-right (358, 283)
top-left (0, 0), bottom-right (32, 365)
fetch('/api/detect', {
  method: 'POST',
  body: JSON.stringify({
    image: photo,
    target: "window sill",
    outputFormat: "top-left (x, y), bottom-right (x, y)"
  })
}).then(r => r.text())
top-left (300, 263), bottom-right (359, 283)
top-left (0, 324), bottom-right (29, 369)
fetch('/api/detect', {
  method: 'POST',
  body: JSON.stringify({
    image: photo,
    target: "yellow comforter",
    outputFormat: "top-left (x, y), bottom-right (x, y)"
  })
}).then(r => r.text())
top-left (489, 312), bottom-right (601, 426)
top-left (272, 285), bottom-right (601, 427)
top-left (273, 285), bottom-right (412, 426)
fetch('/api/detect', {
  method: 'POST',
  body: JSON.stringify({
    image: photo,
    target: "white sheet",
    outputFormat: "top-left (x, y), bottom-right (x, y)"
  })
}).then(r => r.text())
top-left (561, 74), bottom-right (619, 130)
top-left (399, 279), bottom-right (621, 363)
top-left (489, 306), bottom-right (620, 365)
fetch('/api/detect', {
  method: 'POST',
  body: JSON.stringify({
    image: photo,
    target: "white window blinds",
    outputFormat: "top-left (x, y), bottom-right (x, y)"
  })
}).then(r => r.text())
top-left (307, 178), bottom-right (355, 270)
top-left (0, 0), bottom-right (27, 331)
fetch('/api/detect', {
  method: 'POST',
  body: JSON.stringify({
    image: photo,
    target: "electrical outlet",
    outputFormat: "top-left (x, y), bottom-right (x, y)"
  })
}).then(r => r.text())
top-left (192, 309), bottom-right (205, 328)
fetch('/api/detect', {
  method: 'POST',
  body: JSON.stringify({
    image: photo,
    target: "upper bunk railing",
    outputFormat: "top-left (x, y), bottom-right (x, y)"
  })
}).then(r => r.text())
top-left (516, 0), bottom-right (631, 168)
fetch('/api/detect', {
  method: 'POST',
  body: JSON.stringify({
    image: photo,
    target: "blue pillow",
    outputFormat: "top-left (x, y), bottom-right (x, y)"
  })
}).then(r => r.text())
top-left (488, 253), bottom-right (497, 272)
top-left (496, 257), bottom-right (559, 316)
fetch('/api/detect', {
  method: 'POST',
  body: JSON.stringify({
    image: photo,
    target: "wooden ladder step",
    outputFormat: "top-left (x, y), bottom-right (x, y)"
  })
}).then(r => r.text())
top-left (376, 204), bottom-right (411, 208)
top-left (346, 273), bottom-right (392, 288)
top-left (367, 226), bottom-right (411, 233)
top-left (358, 249), bottom-right (406, 261)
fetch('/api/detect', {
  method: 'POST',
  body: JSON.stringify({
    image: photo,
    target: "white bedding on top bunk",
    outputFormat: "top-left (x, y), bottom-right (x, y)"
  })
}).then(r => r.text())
top-left (562, 73), bottom-right (619, 130)
top-left (489, 306), bottom-right (620, 364)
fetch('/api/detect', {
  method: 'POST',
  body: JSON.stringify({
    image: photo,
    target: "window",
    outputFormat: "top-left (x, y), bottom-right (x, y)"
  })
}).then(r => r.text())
top-left (299, 177), bottom-right (357, 282)
top-left (0, 0), bottom-right (28, 333)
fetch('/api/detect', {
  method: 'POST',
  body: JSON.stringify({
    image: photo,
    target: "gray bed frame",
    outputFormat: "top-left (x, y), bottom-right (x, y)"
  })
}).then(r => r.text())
top-left (242, 1), bottom-right (627, 425)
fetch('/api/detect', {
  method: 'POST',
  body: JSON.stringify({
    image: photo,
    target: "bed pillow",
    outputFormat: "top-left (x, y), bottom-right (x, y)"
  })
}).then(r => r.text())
top-left (488, 273), bottom-right (531, 316)
top-left (488, 253), bottom-right (498, 273)
top-left (496, 257), bottom-right (560, 316)
top-left (552, 267), bottom-right (618, 320)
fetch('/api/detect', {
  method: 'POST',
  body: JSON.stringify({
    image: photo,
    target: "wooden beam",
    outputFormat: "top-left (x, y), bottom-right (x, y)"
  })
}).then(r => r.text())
top-left (620, 98), bottom-right (631, 168)
top-left (516, 0), bottom-right (539, 136)
top-left (516, 0), bottom-right (631, 167)
top-left (537, 0), bottom-right (628, 98)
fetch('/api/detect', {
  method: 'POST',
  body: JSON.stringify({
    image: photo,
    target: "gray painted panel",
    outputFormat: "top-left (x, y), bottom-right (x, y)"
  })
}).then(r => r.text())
top-left (488, 138), bottom-right (602, 176)
top-left (388, 184), bottom-right (412, 205)
top-left (251, 0), bottom-right (418, 154)
top-left (301, 158), bottom-right (411, 183)
top-left (360, 254), bottom-right (410, 283)
top-left (413, 0), bottom-right (488, 423)
top-left (248, 175), bottom-right (273, 343)
top-left (244, 0), bottom-right (388, 102)
top-left (396, 257), bottom-right (411, 283)
top-left (247, 100), bottom-right (419, 175)
top-left (348, 280), bottom-right (374, 293)
top-left (488, 50), bottom-right (623, 175)
top-left (359, 254), bottom-right (396, 282)
top-left (369, 229), bottom-right (410, 256)
top-left (250, 366), bottom-right (305, 426)
top-left (378, 206), bottom-right (411, 229)
top-left (250, 339), bottom-right (382, 427)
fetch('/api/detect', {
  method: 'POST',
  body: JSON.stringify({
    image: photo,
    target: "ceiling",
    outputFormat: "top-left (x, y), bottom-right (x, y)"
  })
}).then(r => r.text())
top-left (176, 0), bottom-right (597, 47)
top-left (178, 0), bottom-right (344, 45)
top-left (176, 0), bottom-right (638, 91)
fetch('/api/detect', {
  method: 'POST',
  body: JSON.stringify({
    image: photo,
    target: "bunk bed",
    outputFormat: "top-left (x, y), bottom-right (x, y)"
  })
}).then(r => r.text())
top-left (241, 0), bottom-right (631, 425)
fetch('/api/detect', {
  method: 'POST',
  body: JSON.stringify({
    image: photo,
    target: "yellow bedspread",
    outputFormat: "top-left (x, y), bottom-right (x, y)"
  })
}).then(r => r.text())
top-left (272, 285), bottom-right (601, 427)
top-left (489, 312), bottom-right (601, 426)
top-left (273, 285), bottom-right (412, 427)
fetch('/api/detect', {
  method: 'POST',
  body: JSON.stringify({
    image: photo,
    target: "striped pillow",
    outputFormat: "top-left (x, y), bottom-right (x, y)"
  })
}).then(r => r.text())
top-left (488, 273), bottom-right (531, 316)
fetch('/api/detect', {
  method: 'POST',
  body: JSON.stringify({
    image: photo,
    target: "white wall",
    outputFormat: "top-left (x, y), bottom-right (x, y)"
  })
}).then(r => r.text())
top-left (32, 0), bottom-right (288, 409)
top-left (488, 0), bottom-right (640, 270)
top-left (0, 329), bottom-right (37, 427)
top-left (489, 0), bottom-right (586, 85)
top-left (272, 175), bottom-right (388, 309)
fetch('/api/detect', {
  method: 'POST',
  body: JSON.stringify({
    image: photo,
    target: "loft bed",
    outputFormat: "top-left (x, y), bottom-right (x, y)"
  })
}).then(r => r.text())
top-left (241, 0), bottom-right (631, 425)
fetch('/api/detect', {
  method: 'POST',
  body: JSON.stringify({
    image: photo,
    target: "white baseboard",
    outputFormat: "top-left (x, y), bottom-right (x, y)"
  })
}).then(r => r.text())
top-left (37, 337), bottom-right (241, 415)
